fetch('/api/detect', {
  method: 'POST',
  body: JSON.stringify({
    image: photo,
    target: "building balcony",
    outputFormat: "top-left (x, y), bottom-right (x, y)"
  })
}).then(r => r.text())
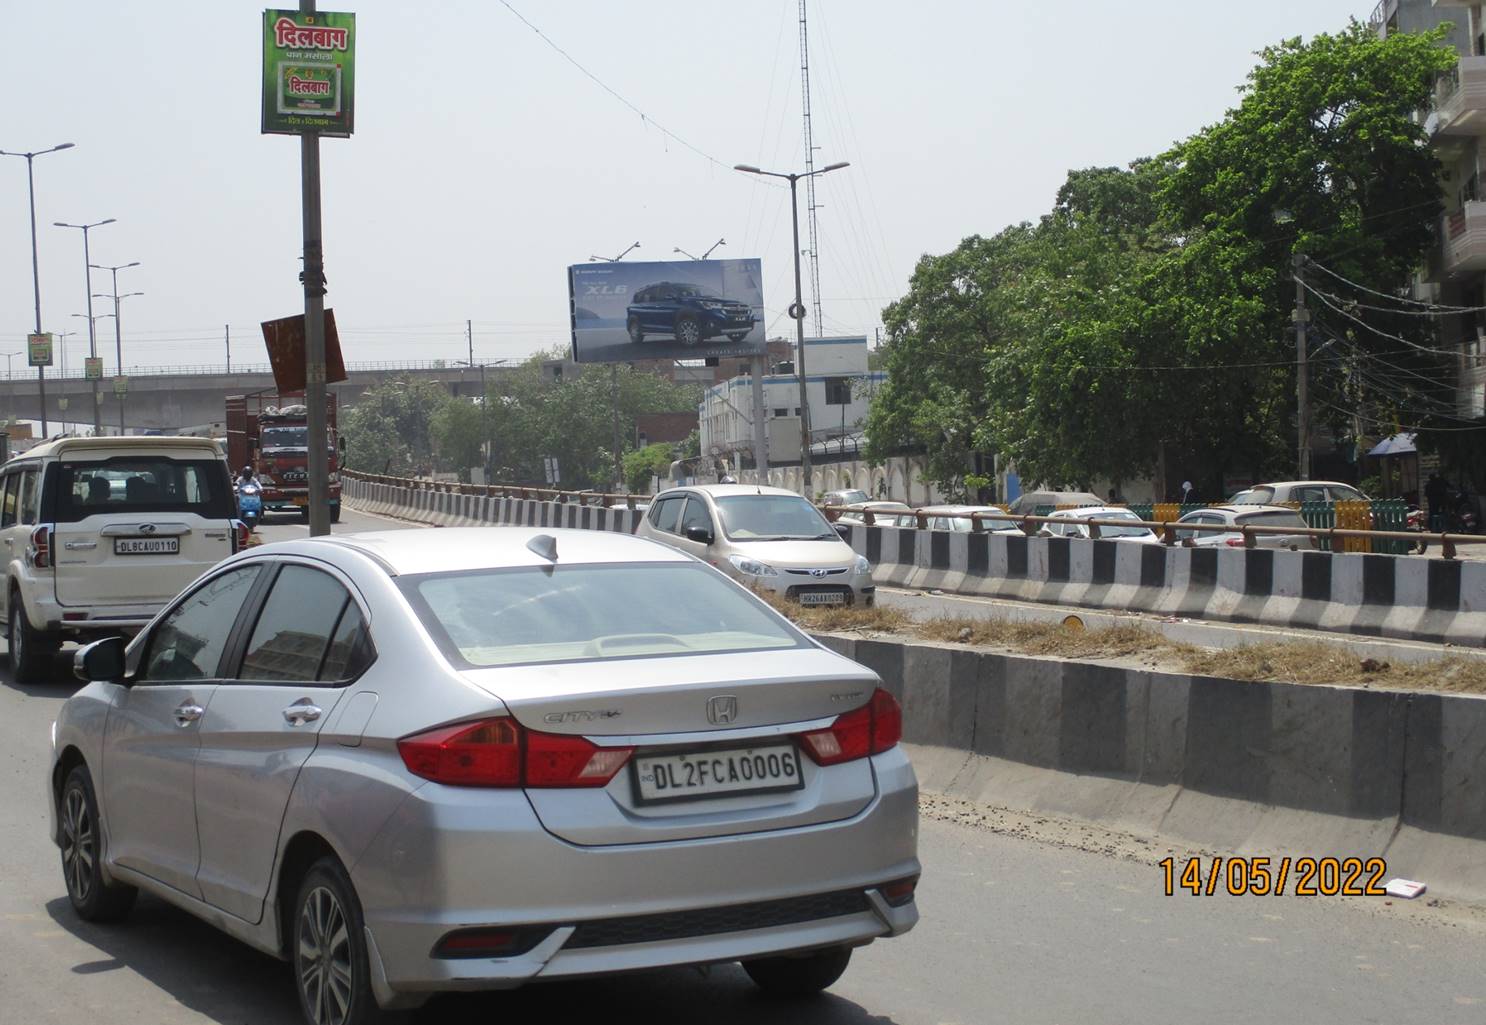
top-left (1428, 57), bottom-right (1486, 137)
top-left (1440, 201), bottom-right (1486, 277)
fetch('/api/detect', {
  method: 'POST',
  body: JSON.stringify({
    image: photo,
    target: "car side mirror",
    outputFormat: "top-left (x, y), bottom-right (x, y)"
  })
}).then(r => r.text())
top-left (834, 523), bottom-right (851, 541)
top-left (684, 525), bottom-right (714, 545)
top-left (74, 636), bottom-right (127, 685)
top-left (1037, 528), bottom-right (1054, 538)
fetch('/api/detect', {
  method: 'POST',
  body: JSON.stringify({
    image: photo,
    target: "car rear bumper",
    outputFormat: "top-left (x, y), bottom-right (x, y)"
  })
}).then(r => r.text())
top-left (353, 747), bottom-right (919, 1002)
top-left (28, 594), bottom-right (160, 636)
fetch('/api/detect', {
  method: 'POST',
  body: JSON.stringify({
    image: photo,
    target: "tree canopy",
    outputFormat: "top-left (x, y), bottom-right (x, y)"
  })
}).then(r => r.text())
top-left (342, 354), bottom-right (700, 489)
top-left (868, 20), bottom-right (1460, 498)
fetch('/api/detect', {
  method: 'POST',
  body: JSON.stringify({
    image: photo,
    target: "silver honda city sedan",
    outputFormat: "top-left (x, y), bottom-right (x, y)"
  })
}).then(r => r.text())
top-left (47, 527), bottom-right (920, 1024)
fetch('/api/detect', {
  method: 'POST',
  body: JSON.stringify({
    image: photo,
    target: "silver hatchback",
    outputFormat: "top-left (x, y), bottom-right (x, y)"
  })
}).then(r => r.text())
top-left (48, 527), bottom-right (919, 1023)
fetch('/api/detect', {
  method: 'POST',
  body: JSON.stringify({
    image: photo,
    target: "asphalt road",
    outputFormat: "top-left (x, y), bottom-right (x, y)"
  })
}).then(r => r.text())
top-left (3, 505), bottom-right (1484, 1024)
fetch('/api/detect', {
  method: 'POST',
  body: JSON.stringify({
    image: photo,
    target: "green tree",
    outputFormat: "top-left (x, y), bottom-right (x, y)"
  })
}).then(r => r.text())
top-left (429, 397), bottom-right (487, 481)
top-left (869, 20), bottom-right (1458, 497)
top-left (623, 442), bottom-right (677, 493)
top-left (341, 375), bottom-right (451, 476)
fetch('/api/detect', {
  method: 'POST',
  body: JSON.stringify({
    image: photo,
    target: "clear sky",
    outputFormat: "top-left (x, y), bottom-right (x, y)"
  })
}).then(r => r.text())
top-left (0, 1), bottom-right (1374, 375)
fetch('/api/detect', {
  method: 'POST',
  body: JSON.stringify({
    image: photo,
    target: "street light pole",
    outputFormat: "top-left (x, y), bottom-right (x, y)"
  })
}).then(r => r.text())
top-left (55, 217), bottom-right (114, 435)
top-left (91, 261), bottom-right (140, 434)
top-left (2, 142), bottom-right (74, 435)
top-left (734, 160), bottom-right (849, 495)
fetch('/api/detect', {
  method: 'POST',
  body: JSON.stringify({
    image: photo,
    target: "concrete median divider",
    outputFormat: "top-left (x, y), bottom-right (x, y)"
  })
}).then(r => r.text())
top-left (820, 629), bottom-right (1486, 901)
top-left (846, 524), bottom-right (1486, 648)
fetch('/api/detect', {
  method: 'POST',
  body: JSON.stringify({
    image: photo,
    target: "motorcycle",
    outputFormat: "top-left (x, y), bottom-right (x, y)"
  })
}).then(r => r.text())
top-left (235, 479), bottom-right (263, 532)
top-left (1453, 494), bottom-right (1480, 535)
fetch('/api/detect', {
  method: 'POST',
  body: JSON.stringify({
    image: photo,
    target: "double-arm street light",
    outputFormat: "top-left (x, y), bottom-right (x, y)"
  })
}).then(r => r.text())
top-left (673, 238), bottom-right (726, 261)
top-left (589, 242), bottom-right (641, 263)
top-left (92, 259), bottom-right (142, 433)
top-left (1, 141), bottom-right (75, 435)
top-left (733, 160), bottom-right (850, 492)
top-left (54, 217), bottom-right (115, 435)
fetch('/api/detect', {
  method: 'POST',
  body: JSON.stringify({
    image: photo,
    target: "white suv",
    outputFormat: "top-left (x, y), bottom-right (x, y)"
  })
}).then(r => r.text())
top-left (636, 484), bottom-right (875, 606)
top-left (2, 436), bottom-right (243, 681)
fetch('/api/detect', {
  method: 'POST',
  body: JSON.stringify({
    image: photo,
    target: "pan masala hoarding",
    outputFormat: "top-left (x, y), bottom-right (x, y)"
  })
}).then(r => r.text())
top-left (262, 9), bottom-right (356, 136)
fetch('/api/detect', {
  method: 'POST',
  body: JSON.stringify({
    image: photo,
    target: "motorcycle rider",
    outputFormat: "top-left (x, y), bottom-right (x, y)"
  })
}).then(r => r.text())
top-left (236, 465), bottom-right (258, 487)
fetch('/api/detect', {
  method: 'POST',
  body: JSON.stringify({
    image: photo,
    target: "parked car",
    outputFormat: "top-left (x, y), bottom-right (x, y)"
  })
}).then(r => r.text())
top-left (2, 436), bottom-right (245, 682)
top-left (1228, 480), bottom-right (1369, 505)
top-left (50, 527), bottom-right (920, 1023)
top-left (892, 504), bottom-right (1020, 533)
top-left (822, 488), bottom-right (871, 509)
top-left (637, 484), bottom-right (876, 606)
top-left (834, 500), bottom-right (913, 527)
top-left (625, 281), bottom-right (757, 347)
top-left (1005, 490), bottom-right (1103, 515)
top-left (1174, 505), bottom-right (1318, 550)
top-left (1041, 506), bottom-right (1161, 544)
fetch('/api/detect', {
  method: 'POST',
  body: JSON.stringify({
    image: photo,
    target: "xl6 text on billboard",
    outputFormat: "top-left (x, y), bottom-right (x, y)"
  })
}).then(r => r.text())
top-left (568, 258), bottom-right (765, 364)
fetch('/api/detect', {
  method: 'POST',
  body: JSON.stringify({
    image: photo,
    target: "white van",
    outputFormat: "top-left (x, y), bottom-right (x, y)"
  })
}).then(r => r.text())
top-left (1, 436), bottom-right (244, 681)
top-left (636, 484), bottom-right (875, 606)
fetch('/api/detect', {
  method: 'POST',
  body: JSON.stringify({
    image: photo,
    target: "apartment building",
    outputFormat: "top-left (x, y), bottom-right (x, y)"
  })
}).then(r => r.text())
top-left (1378, 0), bottom-right (1486, 416)
top-left (698, 335), bottom-right (884, 467)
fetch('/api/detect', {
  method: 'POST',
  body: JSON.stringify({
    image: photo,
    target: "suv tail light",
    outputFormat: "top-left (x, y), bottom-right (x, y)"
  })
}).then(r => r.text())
top-left (800, 688), bottom-right (902, 765)
top-left (231, 519), bottom-right (250, 554)
top-left (397, 717), bottom-right (633, 788)
top-left (29, 525), bottom-right (52, 569)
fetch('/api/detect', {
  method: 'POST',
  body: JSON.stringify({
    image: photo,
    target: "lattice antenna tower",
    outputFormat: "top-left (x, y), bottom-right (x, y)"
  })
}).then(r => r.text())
top-left (800, 0), bottom-right (824, 337)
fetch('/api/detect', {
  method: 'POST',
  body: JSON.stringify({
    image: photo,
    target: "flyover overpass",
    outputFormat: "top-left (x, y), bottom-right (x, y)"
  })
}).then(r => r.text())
top-left (0, 360), bottom-right (509, 434)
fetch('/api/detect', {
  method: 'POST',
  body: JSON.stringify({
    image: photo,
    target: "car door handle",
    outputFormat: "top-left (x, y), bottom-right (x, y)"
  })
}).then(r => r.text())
top-left (283, 703), bottom-right (323, 726)
top-left (173, 704), bottom-right (205, 727)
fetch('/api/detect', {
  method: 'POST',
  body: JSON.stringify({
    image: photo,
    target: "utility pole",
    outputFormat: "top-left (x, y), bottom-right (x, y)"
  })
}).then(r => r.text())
top-left (300, 0), bottom-right (329, 536)
top-left (1293, 252), bottom-right (1311, 479)
top-left (225, 324), bottom-right (231, 373)
top-left (467, 318), bottom-right (473, 369)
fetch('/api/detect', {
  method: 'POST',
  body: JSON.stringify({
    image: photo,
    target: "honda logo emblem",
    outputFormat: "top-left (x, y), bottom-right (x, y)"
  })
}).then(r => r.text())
top-left (706, 695), bottom-right (738, 725)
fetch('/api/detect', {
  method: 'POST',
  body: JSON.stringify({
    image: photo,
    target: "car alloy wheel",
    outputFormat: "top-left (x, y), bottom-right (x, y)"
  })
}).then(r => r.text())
top-left (10, 602), bottom-right (26, 676)
top-left (676, 317), bottom-right (701, 346)
top-left (298, 885), bottom-right (355, 1025)
top-left (61, 785), bottom-right (94, 905)
top-left (627, 316), bottom-right (645, 344)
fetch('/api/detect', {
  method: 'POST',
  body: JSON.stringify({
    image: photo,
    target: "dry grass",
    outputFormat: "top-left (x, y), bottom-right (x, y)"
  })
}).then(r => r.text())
top-left (764, 592), bottom-right (1486, 694)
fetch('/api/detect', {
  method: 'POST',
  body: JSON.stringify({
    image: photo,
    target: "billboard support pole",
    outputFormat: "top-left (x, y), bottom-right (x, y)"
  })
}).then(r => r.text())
top-left (750, 354), bottom-right (769, 480)
top-left (300, 0), bottom-right (330, 537)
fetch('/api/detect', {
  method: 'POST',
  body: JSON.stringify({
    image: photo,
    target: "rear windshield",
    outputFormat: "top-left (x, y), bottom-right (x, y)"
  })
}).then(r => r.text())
top-left (48, 457), bottom-right (234, 523)
top-left (1235, 510), bottom-right (1308, 530)
top-left (714, 495), bottom-right (834, 541)
top-left (1229, 488), bottom-right (1274, 505)
top-left (404, 562), bottom-right (808, 668)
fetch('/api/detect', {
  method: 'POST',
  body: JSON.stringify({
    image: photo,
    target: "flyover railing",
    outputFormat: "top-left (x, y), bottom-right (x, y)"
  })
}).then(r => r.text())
top-left (345, 469), bottom-right (646, 509)
top-left (821, 505), bottom-right (1484, 561)
top-left (8, 359), bottom-right (487, 381)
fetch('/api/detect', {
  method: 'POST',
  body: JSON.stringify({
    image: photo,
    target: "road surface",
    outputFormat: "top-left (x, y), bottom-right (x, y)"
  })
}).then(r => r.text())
top-left (2, 505), bottom-right (1483, 1024)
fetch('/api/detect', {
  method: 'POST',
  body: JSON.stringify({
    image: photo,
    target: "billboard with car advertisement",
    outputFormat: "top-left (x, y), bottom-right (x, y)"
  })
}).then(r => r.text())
top-left (568, 258), bottom-right (765, 364)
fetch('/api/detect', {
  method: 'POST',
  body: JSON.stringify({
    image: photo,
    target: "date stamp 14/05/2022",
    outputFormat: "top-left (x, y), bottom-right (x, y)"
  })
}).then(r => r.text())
top-left (1159, 857), bottom-right (1425, 898)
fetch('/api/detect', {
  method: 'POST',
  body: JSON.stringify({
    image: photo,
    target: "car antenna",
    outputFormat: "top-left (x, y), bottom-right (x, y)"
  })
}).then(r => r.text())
top-left (526, 534), bottom-right (558, 563)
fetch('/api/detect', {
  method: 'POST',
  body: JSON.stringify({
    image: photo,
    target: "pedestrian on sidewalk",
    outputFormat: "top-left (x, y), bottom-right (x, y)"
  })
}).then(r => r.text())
top-left (1426, 472), bottom-right (1448, 533)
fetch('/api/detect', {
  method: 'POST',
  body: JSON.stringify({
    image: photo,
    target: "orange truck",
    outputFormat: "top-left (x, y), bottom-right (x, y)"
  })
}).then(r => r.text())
top-left (226, 390), bottom-right (342, 523)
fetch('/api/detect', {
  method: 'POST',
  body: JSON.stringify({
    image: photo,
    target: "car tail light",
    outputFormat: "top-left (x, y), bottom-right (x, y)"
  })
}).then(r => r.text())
top-left (800, 687), bottom-right (902, 765)
top-left (1224, 537), bottom-right (1246, 547)
top-left (231, 519), bottom-right (250, 553)
top-left (29, 525), bottom-right (52, 569)
top-left (525, 730), bottom-right (633, 788)
top-left (397, 717), bottom-right (633, 788)
top-left (879, 874), bottom-right (920, 907)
